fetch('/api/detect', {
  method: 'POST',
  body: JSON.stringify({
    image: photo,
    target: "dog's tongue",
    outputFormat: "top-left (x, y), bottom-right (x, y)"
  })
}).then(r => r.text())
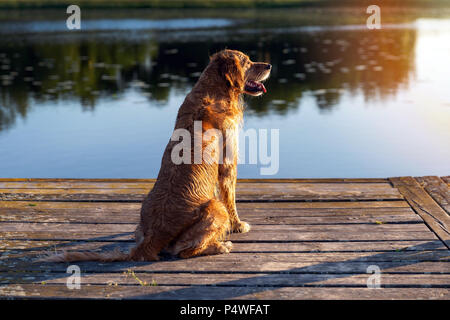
top-left (254, 81), bottom-right (266, 93)
top-left (260, 83), bottom-right (267, 93)
top-left (248, 80), bottom-right (267, 93)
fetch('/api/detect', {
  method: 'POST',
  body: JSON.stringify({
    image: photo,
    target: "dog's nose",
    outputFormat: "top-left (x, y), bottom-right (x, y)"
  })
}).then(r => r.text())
top-left (266, 64), bottom-right (272, 70)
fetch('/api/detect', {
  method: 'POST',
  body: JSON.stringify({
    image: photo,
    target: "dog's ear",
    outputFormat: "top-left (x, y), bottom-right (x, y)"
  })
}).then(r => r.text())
top-left (213, 52), bottom-right (244, 90)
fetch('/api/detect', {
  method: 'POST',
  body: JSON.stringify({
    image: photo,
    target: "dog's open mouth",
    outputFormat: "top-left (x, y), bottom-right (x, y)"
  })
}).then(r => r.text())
top-left (244, 80), bottom-right (267, 95)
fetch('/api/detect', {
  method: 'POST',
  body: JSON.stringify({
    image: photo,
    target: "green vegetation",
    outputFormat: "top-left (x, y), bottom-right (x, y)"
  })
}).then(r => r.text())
top-left (0, 0), bottom-right (448, 9)
top-left (125, 269), bottom-right (157, 286)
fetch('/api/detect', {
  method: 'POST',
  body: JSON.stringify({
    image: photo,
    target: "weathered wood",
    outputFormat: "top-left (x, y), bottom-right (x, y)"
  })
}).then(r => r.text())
top-left (2, 250), bottom-right (448, 264)
top-left (2, 239), bottom-right (447, 253)
top-left (0, 181), bottom-right (393, 190)
top-left (442, 176), bottom-right (450, 186)
top-left (0, 205), bottom-right (420, 217)
top-left (0, 222), bottom-right (432, 234)
top-left (0, 211), bottom-right (422, 225)
top-left (1, 256), bottom-right (449, 274)
top-left (0, 284), bottom-right (448, 299)
top-left (0, 178), bottom-right (158, 183)
top-left (390, 177), bottom-right (450, 248)
top-left (0, 225), bottom-right (437, 243)
top-left (0, 182), bottom-right (403, 201)
top-left (0, 182), bottom-right (155, 189)
top-left (0, 230), bottom-right (437, 242)
top-left (0, 200), bottom-right (410, 209)
top-left (416, 176), bottom-right (450, 216)
top-left (0, 201), bottom-right (420, 224)
top-left (0, 177), bottom-right (448, 300)
top-left (3, 272), bottom-right (449, 287)
top-left (0, 178), bottom-right (388, 184)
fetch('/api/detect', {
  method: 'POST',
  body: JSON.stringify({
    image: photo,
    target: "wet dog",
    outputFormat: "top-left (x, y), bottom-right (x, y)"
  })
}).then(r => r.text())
top-left (40, 49), bottom-right (271, 262)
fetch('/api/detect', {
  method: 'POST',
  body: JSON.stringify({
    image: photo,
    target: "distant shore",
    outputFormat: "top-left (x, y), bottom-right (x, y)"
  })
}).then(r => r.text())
top-left (0, 0), bottom-right (448, 9)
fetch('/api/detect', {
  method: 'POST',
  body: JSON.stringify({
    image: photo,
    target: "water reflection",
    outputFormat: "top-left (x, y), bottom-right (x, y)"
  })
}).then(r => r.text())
top-left (0, 25), bottom-right (416, 132)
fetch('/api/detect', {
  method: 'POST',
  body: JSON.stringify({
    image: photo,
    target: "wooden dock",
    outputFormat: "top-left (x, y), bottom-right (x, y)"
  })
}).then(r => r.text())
top-left (0, 176), bottom-right (449, 299)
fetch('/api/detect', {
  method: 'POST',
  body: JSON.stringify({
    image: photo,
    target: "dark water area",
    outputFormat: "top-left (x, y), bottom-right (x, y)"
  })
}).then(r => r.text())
top-left (0, 7), bottom-right (449, 178)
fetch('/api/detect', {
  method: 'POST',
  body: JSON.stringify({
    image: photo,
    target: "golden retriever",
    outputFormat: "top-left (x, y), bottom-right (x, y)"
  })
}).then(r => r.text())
top-left (40, 49), bottom-right (271, 262)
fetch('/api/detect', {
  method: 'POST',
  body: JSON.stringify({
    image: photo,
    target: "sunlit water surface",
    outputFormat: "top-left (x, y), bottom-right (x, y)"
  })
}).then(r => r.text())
top-left (0, 9), bottom-right (449, 178)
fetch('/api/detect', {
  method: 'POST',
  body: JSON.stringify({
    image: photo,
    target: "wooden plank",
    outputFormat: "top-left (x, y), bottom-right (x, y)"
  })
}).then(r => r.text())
top-left (2, 240), bottom-right (447, 253)
top-left (0, 204), bottom-right (418, 215)
top-left (0, 180), bottom-right (391, 191)
top-left (0, 178), bottom-right (158, 183)
top-left (390, 177), bottom-right (450, 248)
top-left (0, 222), bottom-right (432, 233)
top-left (0, 200), bottom-right (411, 210)
top-left (2, 250), bottom-right (448, 264)
top-left (416, 176), bottom-right (450, 216)
top-left (0, 178), bottom-right (388, 184)
top-left (0, 222), bottom-right (436, 244)
top-left (0, 199), bottom-right (415, 211)
top-left (442, 176), bottom-right (450, 186)
top-left (3, 272), bottom-right (449, 287)
top-left (0, 284), bottom-right (448, 299)
top-left (0, 230), bottom-right (437, 241)
top-left (1, 254), bottom-right (449, 274)
top-left (0, 182), bottom-right (403, 202)
top-left (0, 211), bottom-right (422, 225)
top-left (0, 182), bottom-right (155, 189)
top-left (0, 191), bottom-right (145, 202)
top-left (0, 253), bottom-right (450, 274)
top-left (226, 183), bottom-right (398, 201)
top-left (0, 202), bottom-right (422, 224)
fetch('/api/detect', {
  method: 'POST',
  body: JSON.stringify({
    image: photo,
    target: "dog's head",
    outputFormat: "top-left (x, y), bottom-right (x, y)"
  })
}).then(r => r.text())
top-left (209, 49), bottom-right (271, 96)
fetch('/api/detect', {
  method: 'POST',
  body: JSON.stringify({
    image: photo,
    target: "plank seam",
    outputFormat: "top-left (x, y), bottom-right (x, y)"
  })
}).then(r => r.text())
top-left (0, 178), bottom-right (389, 183)
top-left (419, 177), bottom-right (450, 217)
top-left (410, 198), bottom-right (450, 236)
top-left (2, 271), bottom-right (449, 275)
top-left (390, 177), bottom-right (450, 250)
top-left (0, 238), bottom-right (439, 243)
top-left (4, 249), bottom-right (448, 253)
top-left (1, 283), bottom-right (448, 288)
top-left (0, 198), bottom-right (406, 203)
top-left (0, 221), bottom-right (425, 225)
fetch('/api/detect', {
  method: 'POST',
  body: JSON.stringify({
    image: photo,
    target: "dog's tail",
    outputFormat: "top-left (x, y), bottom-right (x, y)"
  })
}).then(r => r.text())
top-left (36, 248), bottom-right (132, 263)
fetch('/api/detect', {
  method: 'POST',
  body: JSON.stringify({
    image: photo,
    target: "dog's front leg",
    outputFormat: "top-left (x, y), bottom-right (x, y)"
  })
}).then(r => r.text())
top-left (218, 163), bottom-right (250, 233)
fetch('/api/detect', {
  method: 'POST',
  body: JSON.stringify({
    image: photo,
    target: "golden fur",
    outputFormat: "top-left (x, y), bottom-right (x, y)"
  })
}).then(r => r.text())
top-left (39, 49), bottom-right (271, 262)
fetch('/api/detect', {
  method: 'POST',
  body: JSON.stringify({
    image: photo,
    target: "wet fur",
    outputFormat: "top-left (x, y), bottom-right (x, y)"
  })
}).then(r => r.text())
top-left (38, 50), bottom-right (271, 263)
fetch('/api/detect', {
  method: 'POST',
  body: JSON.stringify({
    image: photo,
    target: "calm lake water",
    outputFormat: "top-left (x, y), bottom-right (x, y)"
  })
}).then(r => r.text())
top-left (0, 7), bottom-right (449, 178)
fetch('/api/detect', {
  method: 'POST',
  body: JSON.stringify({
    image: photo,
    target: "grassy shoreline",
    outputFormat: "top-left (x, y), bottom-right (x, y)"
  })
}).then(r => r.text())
top-left (0, 0), bottom-right (448, 9)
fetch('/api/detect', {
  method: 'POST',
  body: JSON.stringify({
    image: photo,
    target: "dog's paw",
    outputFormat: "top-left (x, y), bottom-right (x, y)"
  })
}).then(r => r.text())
top-left (217, 241), bottom-right (233, 254)
top-left (222, 241), bottom-right (233, 251)
top-left (233, 221), bottom-right (251, 233)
